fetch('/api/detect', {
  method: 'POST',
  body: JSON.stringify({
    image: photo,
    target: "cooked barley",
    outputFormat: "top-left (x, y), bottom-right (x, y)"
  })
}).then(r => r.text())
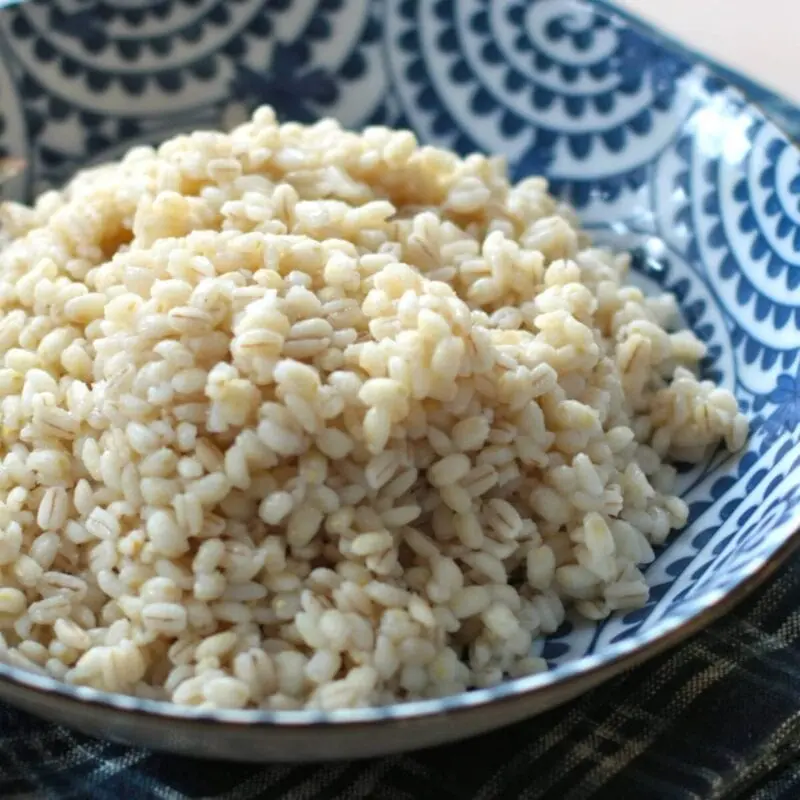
top-left (0, 107), bottom-right (747, 709)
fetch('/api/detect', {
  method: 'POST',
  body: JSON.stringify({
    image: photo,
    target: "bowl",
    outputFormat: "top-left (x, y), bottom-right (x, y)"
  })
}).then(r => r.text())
top-left (0, 0), bottom-right (799, 761)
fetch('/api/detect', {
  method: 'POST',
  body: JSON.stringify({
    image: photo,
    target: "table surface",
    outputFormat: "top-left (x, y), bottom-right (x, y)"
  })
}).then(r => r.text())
top-left (615, 0), bottom-right (800, 105)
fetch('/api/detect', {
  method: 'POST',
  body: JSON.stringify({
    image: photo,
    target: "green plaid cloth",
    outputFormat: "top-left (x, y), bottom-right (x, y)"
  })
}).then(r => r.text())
top-left (1, 551), bottom-right (799, 799)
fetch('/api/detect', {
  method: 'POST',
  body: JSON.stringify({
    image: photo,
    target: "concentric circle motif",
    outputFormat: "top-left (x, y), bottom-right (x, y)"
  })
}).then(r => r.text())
top-left (385, 0), bottom-right (695, 207)
top-left (0, 0), bottom-right (276, 116)
top-left (670, 108), bottom-right (800, 379)
top-left (0, 0), bottom-right (387, 197)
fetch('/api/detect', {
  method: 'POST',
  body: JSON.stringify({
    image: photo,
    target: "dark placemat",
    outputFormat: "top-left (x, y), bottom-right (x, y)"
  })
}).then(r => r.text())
top-left (2, 548), bottom-right (800, 800)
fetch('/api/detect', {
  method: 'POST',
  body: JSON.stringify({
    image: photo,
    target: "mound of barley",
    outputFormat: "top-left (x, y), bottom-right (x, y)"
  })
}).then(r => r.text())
top-left (0, 107), bottom-right (747, 710)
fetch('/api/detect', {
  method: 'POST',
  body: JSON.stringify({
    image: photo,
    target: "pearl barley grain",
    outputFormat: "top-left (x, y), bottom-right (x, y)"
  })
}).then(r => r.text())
top-left (0, 105), bottom-right (748, 710)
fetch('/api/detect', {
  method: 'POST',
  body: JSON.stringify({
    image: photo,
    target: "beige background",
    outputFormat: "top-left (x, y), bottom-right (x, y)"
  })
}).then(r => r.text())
top-left (615, 0), bottom-right (800, 104)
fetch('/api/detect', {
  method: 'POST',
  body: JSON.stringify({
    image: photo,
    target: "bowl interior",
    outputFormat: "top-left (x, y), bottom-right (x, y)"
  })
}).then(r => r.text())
top-left (0, 0), bottom-right (799, 715)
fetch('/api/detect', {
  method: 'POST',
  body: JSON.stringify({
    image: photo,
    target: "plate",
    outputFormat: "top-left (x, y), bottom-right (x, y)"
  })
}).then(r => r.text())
top-left (0, 0), bottom-right (799, 761)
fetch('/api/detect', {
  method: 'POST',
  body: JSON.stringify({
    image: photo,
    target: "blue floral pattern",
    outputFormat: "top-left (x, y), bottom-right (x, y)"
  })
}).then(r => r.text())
top-left (752, 366), bottom-right (800, 445)
top-left (0, 0), bottom-right (799, 723)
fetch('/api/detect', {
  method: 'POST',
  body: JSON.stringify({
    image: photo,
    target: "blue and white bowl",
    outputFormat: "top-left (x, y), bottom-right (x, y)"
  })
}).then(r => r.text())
top-left (0, 0), bottom-right (799, 761)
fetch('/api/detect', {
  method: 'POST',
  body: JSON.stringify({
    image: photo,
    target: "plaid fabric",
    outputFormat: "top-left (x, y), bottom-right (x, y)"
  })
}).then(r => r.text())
top-left (3, 554), bottom-right (800, 800)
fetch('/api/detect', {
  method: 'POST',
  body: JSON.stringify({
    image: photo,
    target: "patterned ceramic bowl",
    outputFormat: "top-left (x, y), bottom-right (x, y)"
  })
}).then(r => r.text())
top-left (0, 0), bottom-right (799, 762)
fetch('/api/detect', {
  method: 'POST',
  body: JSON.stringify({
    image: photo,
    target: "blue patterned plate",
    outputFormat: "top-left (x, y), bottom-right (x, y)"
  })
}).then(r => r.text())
top-left (0, 0), bottom-right (799, 761)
